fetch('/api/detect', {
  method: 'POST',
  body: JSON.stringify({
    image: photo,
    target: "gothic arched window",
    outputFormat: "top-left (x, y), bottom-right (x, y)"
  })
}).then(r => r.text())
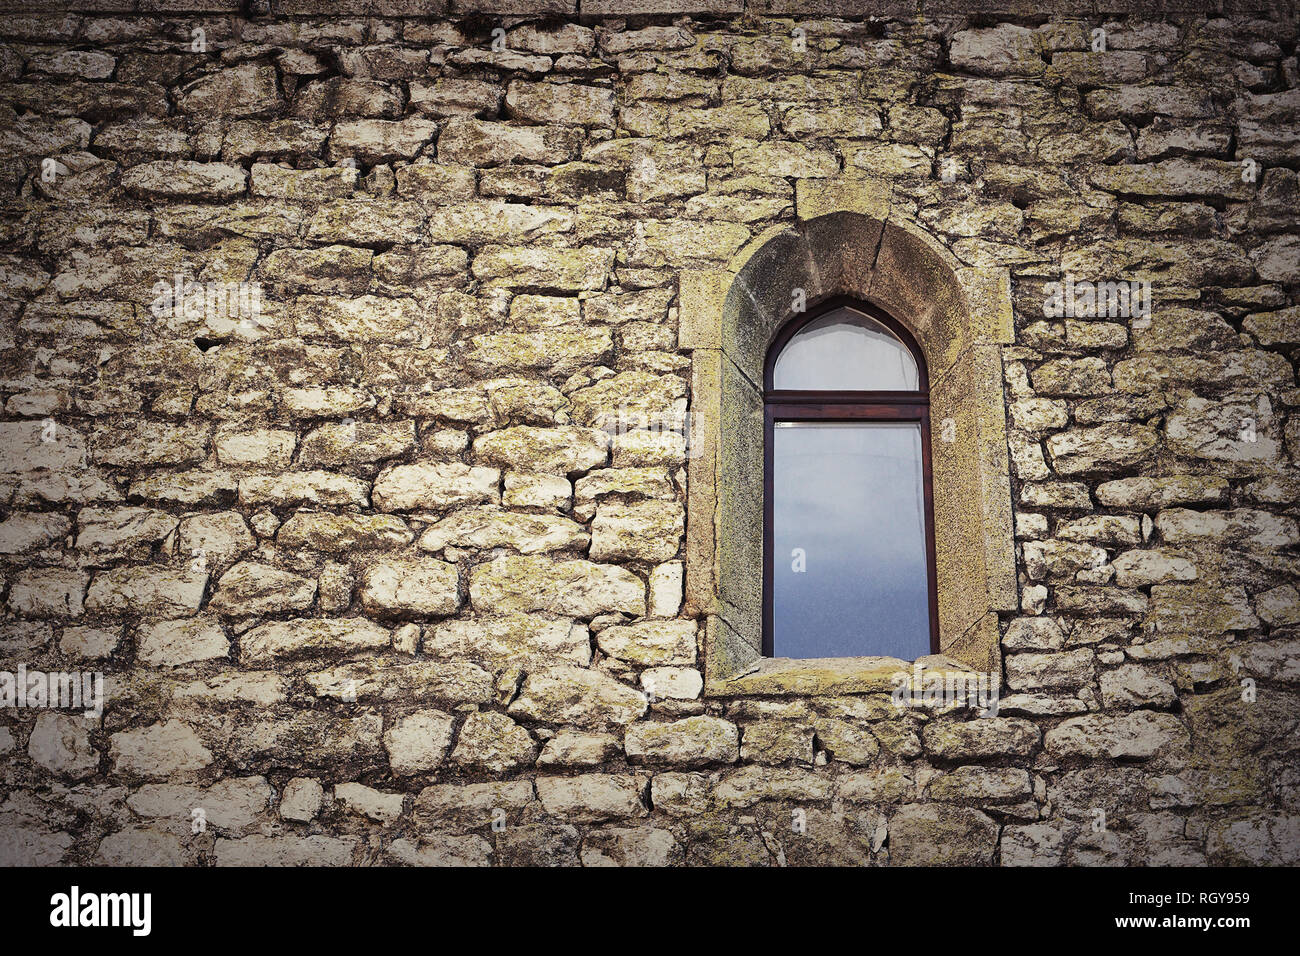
top-left (764, 298), bottom-right (938, 660)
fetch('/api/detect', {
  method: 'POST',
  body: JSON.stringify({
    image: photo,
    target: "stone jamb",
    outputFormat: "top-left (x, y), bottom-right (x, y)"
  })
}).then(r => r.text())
top-left (682, 180), bottom-right (1018, 696)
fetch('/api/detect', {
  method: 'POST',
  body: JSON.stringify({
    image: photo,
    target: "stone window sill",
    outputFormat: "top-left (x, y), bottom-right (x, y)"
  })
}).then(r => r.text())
top-left (704, 653), bottom-right (982, 698)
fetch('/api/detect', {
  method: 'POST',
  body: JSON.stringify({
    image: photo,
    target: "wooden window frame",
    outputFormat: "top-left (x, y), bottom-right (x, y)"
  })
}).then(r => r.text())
top-left (761, 296), bottom-right (941, 659)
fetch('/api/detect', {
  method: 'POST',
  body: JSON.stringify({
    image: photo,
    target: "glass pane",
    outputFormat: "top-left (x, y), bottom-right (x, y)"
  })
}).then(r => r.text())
top-left (772, 307), bottom-right (919, 391)
top-left (772, 421), bottom-right (931, 660)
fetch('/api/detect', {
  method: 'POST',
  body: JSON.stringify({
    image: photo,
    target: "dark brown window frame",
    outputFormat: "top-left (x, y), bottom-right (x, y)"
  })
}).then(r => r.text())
top-left (761, 295), bottom-right (941, 659)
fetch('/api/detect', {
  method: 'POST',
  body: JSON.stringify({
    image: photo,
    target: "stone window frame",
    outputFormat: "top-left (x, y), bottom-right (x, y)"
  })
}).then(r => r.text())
top-left (680, 179), bottom-right (1019, 696)
top-left (762, 295), bottom-right (941, 658)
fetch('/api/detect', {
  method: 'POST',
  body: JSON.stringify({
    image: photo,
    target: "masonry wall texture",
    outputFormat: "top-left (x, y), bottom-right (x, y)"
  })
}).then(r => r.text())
top-left (0, 0), bottom-right (1298, 866)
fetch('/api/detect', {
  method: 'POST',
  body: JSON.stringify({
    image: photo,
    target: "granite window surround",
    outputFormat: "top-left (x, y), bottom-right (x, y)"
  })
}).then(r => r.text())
top-left (681, 182), bottom-right (1019, 695)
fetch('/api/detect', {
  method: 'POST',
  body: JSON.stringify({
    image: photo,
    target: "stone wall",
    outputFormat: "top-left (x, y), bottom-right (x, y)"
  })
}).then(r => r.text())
top-left (0, 0), bottom-right (1297, 866)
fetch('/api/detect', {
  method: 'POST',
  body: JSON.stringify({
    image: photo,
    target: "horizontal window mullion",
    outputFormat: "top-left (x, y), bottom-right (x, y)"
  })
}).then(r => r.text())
top-left (764, 390), bottom-right (929, 405)
top-left (767, 404), bottom-right (929, 422)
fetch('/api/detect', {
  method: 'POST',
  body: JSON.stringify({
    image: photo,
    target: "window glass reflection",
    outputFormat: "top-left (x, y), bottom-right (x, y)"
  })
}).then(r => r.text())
top-left (772, 307), bottom-right (918, 391)
top-left (772, 421), bottom-right (931, 660)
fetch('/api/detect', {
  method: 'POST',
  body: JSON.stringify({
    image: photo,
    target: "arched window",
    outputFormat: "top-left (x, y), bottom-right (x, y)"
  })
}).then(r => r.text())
top-left (685, 210), bottom-right (1017, 691)
top-left (763, 298), bottom-right (939, 660)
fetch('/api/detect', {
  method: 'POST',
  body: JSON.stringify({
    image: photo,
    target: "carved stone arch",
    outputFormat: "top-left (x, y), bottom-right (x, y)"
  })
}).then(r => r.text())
top-left (681, 202), bottom-right (1018, 695)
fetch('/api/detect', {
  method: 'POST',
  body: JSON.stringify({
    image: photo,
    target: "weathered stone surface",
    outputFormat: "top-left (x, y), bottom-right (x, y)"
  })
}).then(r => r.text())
top-left (222, 118), bottom-right (326, 163)
top-left (213, 835), bottom-right (357, 867)
top-left (95, 827), bottom-right (187, 866)
top-left (929, 767), bottom-right (1032, 802)
top-left (817, 716), bottom-right (885, 766)
top-left (581, 826), bottom-right (682, 867)
top-left (122, 161), bottom-right (247, 200)
top-left (1003, 618), bottom-right (1065, 652)
top-left (384, 710), bottom-right (456, 776)
top-left (590, 500), bottom-right (684, 563)
top-left (305, 659), bottom-right (492, 706)
top-left (1112, 550), bottom-right (1196, 587)
top-left (538, 731), bottom-right (621, 767)
top-left (1045, 424), bottom-right (1160, 475)
top-left (601, 612), bottom-right (695, 660)
top-left (1255, 586), bottom-right (1300, 628)
top-left (110, 720), bottom-right (213, 780)
top-left (1023, 540), bottom-right (1108, 581)
top-left (570, 373), bottom-right (687, 431)
top-left (240, 618), bottom-right (390, 663)
top-left (1089, 159), bottom-right (1252, 200)
top-left (137, 617), bottom-right (229, 667)
top-left (385, 835), bottom-right (492, 867)
top-left (372, 463), bottom-right (500, 511)
top-left (294, 201), bottom-right (411, 248)
top-left (1056, 515), bottom-right (1141, 546)
top-left (1148, 583), bottom-right (1260, 633)
top-left (209, 562), bottom-right (317, 617)
top-left (410, 78), bottom-right (503, 118)
top-left (922, 718), bottom-right (1040, 760)
top-left (1095, 476), bottom-right (1228, 510)
top-left (280, 779), bottom-right (323, 823)
top-left (59, 625), bottom-right (120, 659)
top-left (418, 507), bottom-right (587, 555)
top-left (428, 201), bottom-right (573, 245)
top-left (438, 118), bottom-right (581, 167)
top-left (471, 246), bottom-right (614, 291)
top-left (536, 774), bottom-right (644, 822)
top-left (330, 117), bottom-right (437, 163)
top-left (1156, 508), bottom-right (1298, 551)
top-left (75, 506), bottom-right (177, 560)
top-left (359, 558), bottom-right (460, 618)
top-left (293, 296), bottom-right (428, 343)
top-left (1207, 812), bottom-right (1300, 866)
top-left (7, 569), bottom-right (87, 619)
top-left (1100, 664), bottom-right (1177, 708)
top-left (450, 711), bottom-right (536, 772)
top-left (739, 720), bottom-right (815, 765)
top-left (334, 782), bottom-right (404, 824)
top-left (1045, 712), bottom-right (1189, 759)
top-left (474, 426), bottom-right (609, 475)
top-left (466, 327), bottom-right (612, 376)
top-left (178, 513), bottom-right (256, 571)
top-left (277, 512), bottom-right (412, 551)
top-left (28, 713), bottom-right (99, 779)
top-left (413, 780), bottom-right (536, 829)
top-left (425, 613), bottom-right (590, 666)
top-left (506, 82), bottom-right (615, 128)
top-left (86, 566), bottom-right (206, 617)
top-left (252, 163), bottom-right (358, 199)
top-left (509, 665), bottom-right (647, 728)
top-left (648, 562), bottom-right (685, 618)
top-left (1243, 307), bottom-right (1300, 347)
top-left (1006, 649), bottom-right (1095, 691)
top-left (888, 804), bottom-right (999, 865)
top-left (714, 766), bottom-right (833, 807)
top-left (471, 555), bottom-right (645, 617)
top-left (129, 777), bottom-right (273, 834)
top-left (178, 64), bottom-right (281, 117)
top-left (625, 716), bottom-right (739, 766)
top-left (950, 25), bottom-right (1043, 78)
top-left (0, 512), bottom-right (71, 554)
top-left (239, 472), bottom-right (369, 508)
